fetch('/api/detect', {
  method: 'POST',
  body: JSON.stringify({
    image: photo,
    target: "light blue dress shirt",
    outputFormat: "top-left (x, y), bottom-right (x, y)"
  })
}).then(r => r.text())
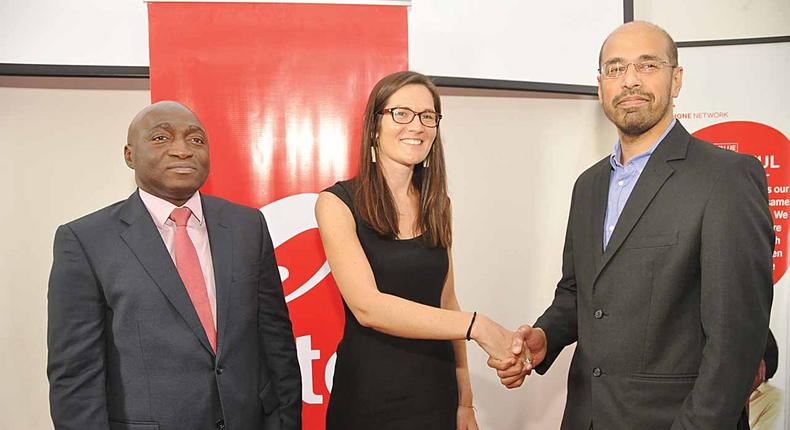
top-left (603, 119), bottom-right (676, 249)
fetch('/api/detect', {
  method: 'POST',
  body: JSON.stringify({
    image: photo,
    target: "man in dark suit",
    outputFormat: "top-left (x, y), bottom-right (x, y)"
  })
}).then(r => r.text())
top-left (491, 21), bottom-right (774, 429)
top-left (47, 101), bottom-right (302, 429)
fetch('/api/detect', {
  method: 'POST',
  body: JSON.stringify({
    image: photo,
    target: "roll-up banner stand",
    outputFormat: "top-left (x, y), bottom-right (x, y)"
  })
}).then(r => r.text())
top-left (148, 2), bottom-right (408, 427)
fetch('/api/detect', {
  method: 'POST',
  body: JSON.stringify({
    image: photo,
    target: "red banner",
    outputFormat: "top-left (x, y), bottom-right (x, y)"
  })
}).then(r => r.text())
top-left (148, 3), bottom-right (408, 427)
top-left (693, 121), bottom-right (790, 284)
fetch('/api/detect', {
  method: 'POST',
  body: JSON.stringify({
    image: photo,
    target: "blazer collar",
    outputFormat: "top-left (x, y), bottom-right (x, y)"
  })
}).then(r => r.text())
top-left (201, 195), bottom-right (234, 357)
top-left (592, 121), bottom-right (690, 285)
top-left (119, 190), bottom-right (220, 356)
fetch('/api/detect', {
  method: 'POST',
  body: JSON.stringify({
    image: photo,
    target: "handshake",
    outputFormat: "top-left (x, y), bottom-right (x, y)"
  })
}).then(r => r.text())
top-left (470, 315), bottom-right (548, 389)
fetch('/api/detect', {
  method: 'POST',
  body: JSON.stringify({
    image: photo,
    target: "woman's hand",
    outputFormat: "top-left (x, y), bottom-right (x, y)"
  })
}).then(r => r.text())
top-left (471, 314), bottom-right (517, 363)
top-left (457, 405), bottom-right (480, 430)
top-left (487, 325), bottom-right (545, 389)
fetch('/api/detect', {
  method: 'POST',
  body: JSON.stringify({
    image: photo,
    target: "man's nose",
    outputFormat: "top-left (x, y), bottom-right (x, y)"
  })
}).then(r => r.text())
top-left (622, 63), bottom-right (642, 89)
top-left (168, 136), bottom-right (193, 157)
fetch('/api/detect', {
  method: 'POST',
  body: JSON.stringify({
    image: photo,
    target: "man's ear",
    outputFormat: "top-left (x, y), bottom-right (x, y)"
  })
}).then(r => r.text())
top-left (671, 66), bottom-right (684, 99)
top-left (597, 75), bottom-right (603, 103)
top-left (124, 144), bottom-right (134, 169)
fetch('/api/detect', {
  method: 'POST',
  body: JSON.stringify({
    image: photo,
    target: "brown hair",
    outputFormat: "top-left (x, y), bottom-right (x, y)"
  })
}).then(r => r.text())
top-left (352, 71), bottom-right (451, 248)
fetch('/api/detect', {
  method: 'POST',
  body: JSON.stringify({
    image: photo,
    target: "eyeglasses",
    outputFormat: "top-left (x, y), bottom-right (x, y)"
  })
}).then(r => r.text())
top-left (598, 60), bottom-right (677, 79)
top-left (379, 107), bottom-right (442, 128)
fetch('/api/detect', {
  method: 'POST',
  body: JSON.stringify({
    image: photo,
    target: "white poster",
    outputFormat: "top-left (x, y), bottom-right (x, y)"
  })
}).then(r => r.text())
top-left (675, 42), bottom-right (790, 429)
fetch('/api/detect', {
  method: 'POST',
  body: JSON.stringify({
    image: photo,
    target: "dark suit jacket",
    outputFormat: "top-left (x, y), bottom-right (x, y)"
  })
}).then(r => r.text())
top-left (47, 190), bottom-right (302, 430)
top-left (534, 122), bottom-right (774, 429)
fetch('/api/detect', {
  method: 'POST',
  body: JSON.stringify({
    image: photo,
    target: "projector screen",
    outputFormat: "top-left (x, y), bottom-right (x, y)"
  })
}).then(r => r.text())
top-left (634, 0), bottom-right (790, 42)
top-left (0, 0), bottom-right (621, 87)
top-left (408, 0), bottom-right (622, 86)
top-left (0, 0), bottom-right (150, 67)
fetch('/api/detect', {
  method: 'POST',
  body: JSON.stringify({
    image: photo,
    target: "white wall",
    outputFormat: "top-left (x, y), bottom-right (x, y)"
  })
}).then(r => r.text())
top-left (441, 88), bottom-right (615, 428)
top-left (0, 78), bottom-right (614, 428)
top-left (0, 76), bottom-right (148, 428)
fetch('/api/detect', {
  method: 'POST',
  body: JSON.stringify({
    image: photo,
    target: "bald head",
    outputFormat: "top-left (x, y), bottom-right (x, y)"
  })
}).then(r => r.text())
top-left (596, 20), bottom-right (683, 140)
top-left (124, 101), bottom-right (210, 206)
top-left (127, 101), bottom-right (202, 147)
top-left (598, 21), bottom-right (678, 68)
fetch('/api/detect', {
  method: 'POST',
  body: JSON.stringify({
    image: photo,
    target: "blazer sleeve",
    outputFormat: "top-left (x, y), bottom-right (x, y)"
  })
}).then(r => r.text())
top-left (672, 155), bottom-right (774, 428)
top-left (533, 182), bottom-right (580, 373)
top-left (47, 225), bottom-right (110, 429)
top-left (256, 212), bottom-right (302, 429)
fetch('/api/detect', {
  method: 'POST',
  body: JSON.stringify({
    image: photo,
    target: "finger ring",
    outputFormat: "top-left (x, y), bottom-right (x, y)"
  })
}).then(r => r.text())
top-left (526, 357), bottom-right (533, 364)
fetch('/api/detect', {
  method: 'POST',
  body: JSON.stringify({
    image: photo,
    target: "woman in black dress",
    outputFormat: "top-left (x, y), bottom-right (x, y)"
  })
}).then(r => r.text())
top-left (316, 71), bottom-right (521, 429)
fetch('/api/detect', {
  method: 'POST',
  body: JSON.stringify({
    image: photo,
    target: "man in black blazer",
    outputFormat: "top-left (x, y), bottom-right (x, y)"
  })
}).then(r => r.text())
top-left (492, 21), bottom-right (773, 429)
top-left (47, 101), bottom-right (301, 429)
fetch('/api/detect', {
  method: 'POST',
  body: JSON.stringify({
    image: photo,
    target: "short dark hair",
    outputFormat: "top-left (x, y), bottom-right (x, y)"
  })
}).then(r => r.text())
top-left (598, 21), bottom-right (678, 67)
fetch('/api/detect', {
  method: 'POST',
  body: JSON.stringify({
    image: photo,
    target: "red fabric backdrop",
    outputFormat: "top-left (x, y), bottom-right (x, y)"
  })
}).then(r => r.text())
top-left (148, 3), bottom-right (408, 426)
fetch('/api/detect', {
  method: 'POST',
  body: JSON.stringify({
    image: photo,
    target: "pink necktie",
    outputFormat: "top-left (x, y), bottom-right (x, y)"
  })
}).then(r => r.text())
top-left (170, 207), bottom-right (216, 352)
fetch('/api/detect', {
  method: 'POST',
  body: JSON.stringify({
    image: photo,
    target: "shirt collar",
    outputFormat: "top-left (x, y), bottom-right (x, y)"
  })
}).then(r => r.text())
top-left (750, 381), bottom-right (767, 400)
top-left (610, 118), bottom-right (676, 170)
top-left (138, 188), bottom-right (204, 228)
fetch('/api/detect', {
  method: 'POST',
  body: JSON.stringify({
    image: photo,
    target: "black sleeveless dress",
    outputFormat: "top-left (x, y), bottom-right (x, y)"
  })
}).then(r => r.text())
top-left (324, 181), bottom-right (458, 429)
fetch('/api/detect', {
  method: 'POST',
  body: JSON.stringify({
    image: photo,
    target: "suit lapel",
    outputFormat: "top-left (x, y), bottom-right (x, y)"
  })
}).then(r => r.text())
top-left (202, 195), bottom-right (233, 358)
top-left (590, 160), bottom-right (610, 272)
top-left (119, 190), bottom-right (215, 356)
top-left (592, 123), bottom-right (690, 286)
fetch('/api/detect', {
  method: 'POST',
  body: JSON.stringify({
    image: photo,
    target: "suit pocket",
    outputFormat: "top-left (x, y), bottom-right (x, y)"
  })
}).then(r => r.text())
top-left (232, 270), bottom-right (260, 283)
top-left (622, 373), bottom-right (696, 428)
top-left (630, 372), bottom-right (698, 382)
top-left (623, 231), bottom-right (678, 249)
top-left (259, 381), bottom-right (281, 415)
top-left (109, 419), bottom-right (160, 430)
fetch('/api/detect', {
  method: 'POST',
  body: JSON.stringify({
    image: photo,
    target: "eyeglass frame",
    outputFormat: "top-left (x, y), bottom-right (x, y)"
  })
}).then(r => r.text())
top-left (378, 107), bottom-right (443, 128)
top-left (598, 60), bottom-right (677, 79)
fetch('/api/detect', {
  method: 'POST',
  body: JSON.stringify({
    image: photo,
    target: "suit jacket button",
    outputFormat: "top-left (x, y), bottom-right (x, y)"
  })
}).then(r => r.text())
top-left (594, 309), bottom-right (604, 319)
top-left (592, 367), bottom-right (602, 377)
top-left (216, 419), bottom-right (225, 429)
top-left (216, 365), bottom-right (224, 375)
